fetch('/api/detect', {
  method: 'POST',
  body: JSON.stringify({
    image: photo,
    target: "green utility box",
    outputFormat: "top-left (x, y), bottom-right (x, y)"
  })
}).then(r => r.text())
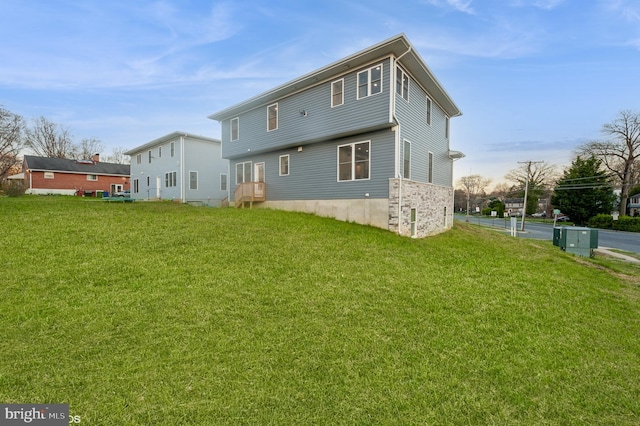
top-left (555, 227), bottom-right (598, 257)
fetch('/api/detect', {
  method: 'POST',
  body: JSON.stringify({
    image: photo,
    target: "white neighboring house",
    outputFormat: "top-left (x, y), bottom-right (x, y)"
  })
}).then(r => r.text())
top-left (125, 132), bottom-right (229, 205)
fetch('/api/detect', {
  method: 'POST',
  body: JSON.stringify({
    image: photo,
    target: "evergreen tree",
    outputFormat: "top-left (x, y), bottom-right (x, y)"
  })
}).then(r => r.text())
top-left (551, 156), bottom-right (616, 225)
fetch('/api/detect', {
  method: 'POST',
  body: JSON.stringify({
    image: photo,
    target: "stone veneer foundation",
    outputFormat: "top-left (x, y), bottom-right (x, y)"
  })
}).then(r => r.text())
top-left (388, 178), bottom-right (454, 238)
top-left (253, 178), bottom-right (454, 238)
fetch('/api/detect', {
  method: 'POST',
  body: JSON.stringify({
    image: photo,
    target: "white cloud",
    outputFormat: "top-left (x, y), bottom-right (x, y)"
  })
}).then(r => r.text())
top-left (423, 0), bottom-right (475, 15)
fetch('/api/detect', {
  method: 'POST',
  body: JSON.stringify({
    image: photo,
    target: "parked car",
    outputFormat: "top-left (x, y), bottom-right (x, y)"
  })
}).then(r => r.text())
top-left (114, 190), bottom-right (130, 198)
top-left (531, 212), bottom-right (546, 218)
top-left (556, 215), bottom-right (571, 222)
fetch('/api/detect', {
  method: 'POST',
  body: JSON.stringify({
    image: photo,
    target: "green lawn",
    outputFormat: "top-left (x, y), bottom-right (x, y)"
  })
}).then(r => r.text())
top-left (1, 196), bottom-right (639, 425)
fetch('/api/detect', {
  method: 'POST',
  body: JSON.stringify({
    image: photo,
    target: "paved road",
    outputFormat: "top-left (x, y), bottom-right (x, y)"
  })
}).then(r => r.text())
top-left (456, 215), bottom-right (640, 254)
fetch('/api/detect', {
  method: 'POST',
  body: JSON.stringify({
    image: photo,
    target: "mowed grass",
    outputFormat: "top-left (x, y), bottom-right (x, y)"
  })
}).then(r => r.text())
top-left (1, 196), bottom-right (639, 425)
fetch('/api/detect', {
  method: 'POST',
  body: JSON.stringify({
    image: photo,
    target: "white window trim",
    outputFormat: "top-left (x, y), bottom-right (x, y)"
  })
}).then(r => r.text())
top-left (170, 142), bottom-right (175, 157)
top-left (148, 150), bottom-right (152, 163)
top-left (44, 172), bottom-right (54, 179)
top-left (86, 174), bottom-right (98, 181)
top-left (426, 96), bottom-right (432, 126)
top-left (410, 207), bottom-right (417, 238)
top-left (220, 173), bottom-right (228, 191)
top-left (231, 117), bottom-right (239, 141)
top-left (357, 63), bottom-right (383, 100)
top-left (165, 171), bottom-right (177, 188)
top-left (189, 171), bottom-right (198, 190)
top-left (428, 151), bottom-right (434, 184)
top-left (136, 154), bottom-right (142, 164)
top-left (133, 178), bottom-right (139, 194)
top-left (396, 66), bottom-right (409, 101)
top-left (331, 78), bottom-right (344, 108)
top-left (403, 140), bottom-right (411, 179)
top-left (445, 116), bottom-right (450, 139)
top-left (279, 154), bottom-right (290, 176)
top-left (158, 146), bottom-right (162, 158)
top-left (236, 161), bottom-right (252, 185)
top-left (337, 140), bottom-right (371, 182)
top-left (267, 103), bottom-right (278, 132)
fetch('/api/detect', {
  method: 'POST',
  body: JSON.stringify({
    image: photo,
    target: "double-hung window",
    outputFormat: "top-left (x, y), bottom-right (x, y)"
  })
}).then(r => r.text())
top-left (267, 103), bottom-right (278, 131)
top-left (331, 79), bottom-right (344, 107)
top-left (279, 154), bottom-right (290, 176)
top-left (445, 116), bottom-right (450, 139)
top-left (231, 117), bottom-right (239, 141)
top-left (170, 142), bottom-right (175, 157)
top-left (338, 141), bottom-right (370, 181)
top-left (357, 64), bottom-right (383, 99)
top-left (403, 140), bottom-right (411, 179)
top-left (396, 67), bottom-right (409, 101)
top-left (220, 174), bottom-right (227, 191)
top-left (189, 171), bottom-right (198, 190)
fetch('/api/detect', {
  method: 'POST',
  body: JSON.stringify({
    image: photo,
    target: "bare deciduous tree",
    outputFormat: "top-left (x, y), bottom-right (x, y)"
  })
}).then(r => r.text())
top-left (75, 138), bottom-right (104, 161)
top-left (104, 146), bottom-right (130, 164)
top-left (24, 116), bottom-right (75, 159)
top-left (0, 107), bottom-right (25, 181)
top-left (457, 174), bottom-right (492, 217)
top-left (577, 110), bottom-right (640, 215)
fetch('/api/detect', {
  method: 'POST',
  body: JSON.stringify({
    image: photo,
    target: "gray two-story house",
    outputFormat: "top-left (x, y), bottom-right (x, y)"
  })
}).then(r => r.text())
top-left (209, 34), bottom-right (464, 237)
top-left (125, 132), bottom-right (229, 205)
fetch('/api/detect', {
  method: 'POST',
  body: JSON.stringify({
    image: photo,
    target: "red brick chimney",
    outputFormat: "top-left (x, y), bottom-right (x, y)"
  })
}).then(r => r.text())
top-left (92, 153), bottom-right (100, 163)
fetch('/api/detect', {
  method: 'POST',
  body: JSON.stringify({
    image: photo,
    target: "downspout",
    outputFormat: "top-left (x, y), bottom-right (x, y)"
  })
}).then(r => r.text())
top-left (180, 135), bottom-right (186, 202)
top-left (392, 45), bottom-right (412, 235)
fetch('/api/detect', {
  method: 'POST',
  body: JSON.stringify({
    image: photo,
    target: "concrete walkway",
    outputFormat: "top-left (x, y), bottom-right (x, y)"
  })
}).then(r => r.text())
top-left (595, 247), bottom-right (640, 263)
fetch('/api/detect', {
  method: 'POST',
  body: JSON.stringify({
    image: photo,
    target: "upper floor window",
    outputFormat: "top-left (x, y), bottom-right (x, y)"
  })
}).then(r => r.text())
top-left (338, 141), bottom-right (370, 181)
top-left (44, 172), bottom-right (54, 179)
top-left (279, 154), bottom-right (290, 176)
top-left (87, 174), bottom-right (98, 181)
top-left (267, 103), bottom-right (278, 131)
top-left (231, 117), bottom-right (239, 141)
top-left (396, 67), bottom-right (409, 101)
top-left (403, 140), bottom-right (411, 179)
top-left (331, 79), bottom-right (344, 107)
top-left (445, 116), bottom-right (450, 139)
top-left (426, 96), bottom-right (432, 125)
top-left (148, 150), bottom-right (152, 163)
top-left (158, 146), bottom-right (162, 158)
top-left (136, 154), bottom-right (141, 164)
top-left (357, 64), bottom-right (383, 99)
top-left (171, 142), bottom-right (175, 157)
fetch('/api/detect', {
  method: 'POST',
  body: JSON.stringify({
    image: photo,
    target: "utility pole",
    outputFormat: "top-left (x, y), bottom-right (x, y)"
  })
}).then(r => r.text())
top-left (518, 161), bottom-right (544, 231)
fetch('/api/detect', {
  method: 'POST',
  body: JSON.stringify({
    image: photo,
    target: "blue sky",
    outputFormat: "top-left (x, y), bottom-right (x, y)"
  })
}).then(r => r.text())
top-left (2, 0), bottom-right (639, 185)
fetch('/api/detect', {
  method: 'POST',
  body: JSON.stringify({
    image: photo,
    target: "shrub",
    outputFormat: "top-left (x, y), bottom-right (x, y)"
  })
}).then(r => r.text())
top-left (613, 216), bottom-right (640, 232)
top-left (588, 214), bottom-right (613, 229)
top-left (3, 180), bottom-right (26, 197)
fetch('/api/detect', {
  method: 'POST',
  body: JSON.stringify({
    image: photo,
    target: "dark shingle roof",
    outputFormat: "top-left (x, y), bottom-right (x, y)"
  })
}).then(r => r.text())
top-left (24, 155), bottom-right (129, 176)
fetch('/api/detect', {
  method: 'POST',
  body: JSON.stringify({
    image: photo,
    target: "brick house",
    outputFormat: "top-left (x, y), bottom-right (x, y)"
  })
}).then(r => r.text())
top-left (23, 154), bottom-right (130, 196)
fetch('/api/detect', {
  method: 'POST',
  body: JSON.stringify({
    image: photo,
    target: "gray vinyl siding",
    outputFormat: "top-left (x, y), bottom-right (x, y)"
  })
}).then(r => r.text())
top-left (128, 136), bottom-right (228, 202)
top-left (222, 58), bottom-right (393, 159)
top-left (395, 67), bottom-right (453, 187)
top-left (230, 129), bottom-right (395, 201)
